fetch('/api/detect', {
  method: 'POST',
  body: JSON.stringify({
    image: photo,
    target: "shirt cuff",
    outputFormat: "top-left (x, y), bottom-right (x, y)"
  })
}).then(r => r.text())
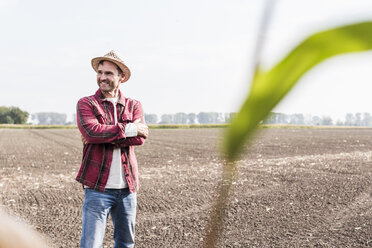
top-left (124, 123), bottom-right (138, 137)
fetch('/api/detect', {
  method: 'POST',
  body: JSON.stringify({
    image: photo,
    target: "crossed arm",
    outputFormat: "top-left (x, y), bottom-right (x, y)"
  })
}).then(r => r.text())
top-left (81, 119), bottom-right (148, 146)
top-left (77, 98), bottom-right (148, 146)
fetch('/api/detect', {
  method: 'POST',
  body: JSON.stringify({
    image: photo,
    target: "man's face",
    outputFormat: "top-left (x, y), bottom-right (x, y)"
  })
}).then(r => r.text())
top-left (96, 61), bottom-right (124, 93)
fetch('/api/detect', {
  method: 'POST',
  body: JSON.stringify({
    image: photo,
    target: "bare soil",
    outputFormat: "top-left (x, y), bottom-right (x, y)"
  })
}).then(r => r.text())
top-left (0, 128), bottom-right (371, 247)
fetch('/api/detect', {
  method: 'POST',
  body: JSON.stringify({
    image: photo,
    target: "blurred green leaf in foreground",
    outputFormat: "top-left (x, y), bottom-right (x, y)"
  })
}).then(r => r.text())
top-left (224, 21), bottom-right (372, 161)
top-left (204, 21), bottom-right (372, 248)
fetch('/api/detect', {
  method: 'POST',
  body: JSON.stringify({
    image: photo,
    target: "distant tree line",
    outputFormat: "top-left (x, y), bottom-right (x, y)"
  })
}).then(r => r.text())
top-left (145, 112), bottom-right (237, 124)
top-left (2, 108), bottom-right (372, 127)
top-left (145, 112), bottom-right (372, 126)
top-left (31, 112), bottom-right (69, 125)
top-left (0, 106), bottom-right (29, 124)
top-left (340, 112), bottom-right (372, 126)
top-left (262, 112), bottom-right (372, 126)
top-left (262, 112), bottom-right (333, 125)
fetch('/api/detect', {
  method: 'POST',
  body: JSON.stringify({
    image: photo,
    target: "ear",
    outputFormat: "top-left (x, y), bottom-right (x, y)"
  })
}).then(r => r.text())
top-left (119, 73), bottom-right (126, 84)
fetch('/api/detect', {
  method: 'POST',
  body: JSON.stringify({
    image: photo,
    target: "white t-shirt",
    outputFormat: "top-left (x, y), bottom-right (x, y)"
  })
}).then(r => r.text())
top-left (105, 97), bottom-right (137, 189)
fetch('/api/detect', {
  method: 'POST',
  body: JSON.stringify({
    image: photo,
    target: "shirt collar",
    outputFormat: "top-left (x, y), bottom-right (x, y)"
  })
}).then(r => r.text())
top-left (95, 89), bottom-right (126, 106)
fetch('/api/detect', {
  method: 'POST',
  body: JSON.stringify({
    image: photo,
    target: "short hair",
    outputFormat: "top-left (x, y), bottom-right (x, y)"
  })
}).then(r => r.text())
top-left (98, 60), bottom-right (123, 75)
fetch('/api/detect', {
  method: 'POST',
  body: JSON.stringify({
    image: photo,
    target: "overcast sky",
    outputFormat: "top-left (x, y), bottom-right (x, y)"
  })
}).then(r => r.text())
top-left (1, 0), bottom-right (372, 122)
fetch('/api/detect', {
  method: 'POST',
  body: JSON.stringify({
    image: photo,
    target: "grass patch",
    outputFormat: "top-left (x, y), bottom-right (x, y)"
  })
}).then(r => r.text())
top-left (259, 124), bottom-right (371, 129)
top-left (0, 123), bottom-right (369, 129)
top-left (0, 124), bottom-right (77, 129)
top-left (148, 124), bottom-right (228, 129)
top-left (1, 124), bottom-right (228, 129)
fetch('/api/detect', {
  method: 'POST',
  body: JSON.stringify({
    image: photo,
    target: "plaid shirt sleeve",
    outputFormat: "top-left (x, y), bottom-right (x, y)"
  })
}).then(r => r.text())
top-left (77, 97), bottom-right (126, 143)
top-left (119, 100), bottom-right (146, 147)
top-left (119, 136), bottom-right (145, 147)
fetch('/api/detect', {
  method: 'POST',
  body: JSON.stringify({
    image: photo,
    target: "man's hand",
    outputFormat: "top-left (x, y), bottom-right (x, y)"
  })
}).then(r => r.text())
top-left (81, 135), bottom-right (88, 145)
top-left (134, 119), bottom-right (149, 138)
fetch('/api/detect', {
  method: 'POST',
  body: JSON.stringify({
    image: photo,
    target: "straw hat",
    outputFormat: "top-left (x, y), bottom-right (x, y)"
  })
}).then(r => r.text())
top-left (91, 50), bottom-right (131, 82)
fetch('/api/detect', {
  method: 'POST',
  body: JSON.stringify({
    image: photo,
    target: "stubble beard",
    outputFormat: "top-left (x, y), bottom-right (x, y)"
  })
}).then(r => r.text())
top-left (98, 79), bottom-right (114, 93)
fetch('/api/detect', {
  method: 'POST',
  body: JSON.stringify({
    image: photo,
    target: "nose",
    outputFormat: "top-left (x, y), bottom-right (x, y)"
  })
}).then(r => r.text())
top-left (98, 73), bottom-right (107, 81)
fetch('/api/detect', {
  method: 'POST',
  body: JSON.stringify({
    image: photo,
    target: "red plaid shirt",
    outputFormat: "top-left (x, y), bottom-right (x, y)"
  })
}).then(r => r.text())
top-left (76, 89), bottom-right (145, 192)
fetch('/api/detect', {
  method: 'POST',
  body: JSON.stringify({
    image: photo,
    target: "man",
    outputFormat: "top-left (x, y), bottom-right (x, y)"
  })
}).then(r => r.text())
top-left (76, 50), bottom-right (148, 248)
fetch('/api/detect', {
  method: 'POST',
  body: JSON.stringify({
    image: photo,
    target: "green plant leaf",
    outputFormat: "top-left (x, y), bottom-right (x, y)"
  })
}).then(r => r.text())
top-left (224, 21), bottom-right (372, 161)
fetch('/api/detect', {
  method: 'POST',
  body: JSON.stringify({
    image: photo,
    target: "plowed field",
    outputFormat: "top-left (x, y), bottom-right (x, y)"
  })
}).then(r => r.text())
top-left (0, 128), bottom-right (371, 247)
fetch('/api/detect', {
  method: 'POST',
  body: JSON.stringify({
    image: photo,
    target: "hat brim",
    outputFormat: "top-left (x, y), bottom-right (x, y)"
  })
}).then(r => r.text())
top-left (91, 57), bottom-right (131, 83)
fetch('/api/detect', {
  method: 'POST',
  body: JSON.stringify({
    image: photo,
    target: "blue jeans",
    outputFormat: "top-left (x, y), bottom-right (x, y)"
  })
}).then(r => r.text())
top-left (80, 188), bottom-right (137, 248)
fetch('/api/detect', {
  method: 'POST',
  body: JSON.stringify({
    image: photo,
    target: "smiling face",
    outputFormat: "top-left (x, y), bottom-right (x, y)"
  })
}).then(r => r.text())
top-left (96, 60), bottom-right (125, 97)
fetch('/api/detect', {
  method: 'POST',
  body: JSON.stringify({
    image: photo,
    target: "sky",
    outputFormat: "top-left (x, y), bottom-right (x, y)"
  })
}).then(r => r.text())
top-left (1, 0), bottom-right (372, 122)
